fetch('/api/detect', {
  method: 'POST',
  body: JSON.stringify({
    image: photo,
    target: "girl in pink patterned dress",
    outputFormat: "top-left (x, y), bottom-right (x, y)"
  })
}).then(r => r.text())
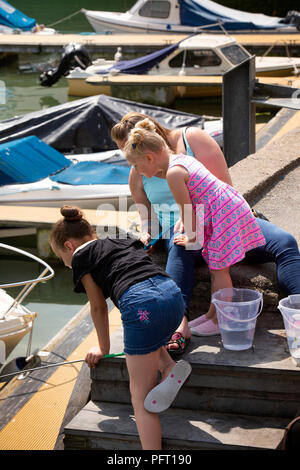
top-left (124, 119), bottom-right (266, 331)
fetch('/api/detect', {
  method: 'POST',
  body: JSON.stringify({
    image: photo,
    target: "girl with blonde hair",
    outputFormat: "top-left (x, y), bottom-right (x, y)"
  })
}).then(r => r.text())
top-left (123, 119), bottom-right (266, 328)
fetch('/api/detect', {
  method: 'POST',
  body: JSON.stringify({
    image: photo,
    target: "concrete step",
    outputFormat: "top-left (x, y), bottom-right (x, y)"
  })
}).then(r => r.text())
top-left (91, 327), bottom-right (300, 419)
top-left (63, 400), bottom-right (289, 450)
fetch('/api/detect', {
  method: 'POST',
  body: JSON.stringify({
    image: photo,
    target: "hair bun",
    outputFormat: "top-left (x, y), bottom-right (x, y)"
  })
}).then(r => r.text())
top-left (60, 205), bottom-right (83, 222)
top-left (135, 118), bottom-right (156, 132)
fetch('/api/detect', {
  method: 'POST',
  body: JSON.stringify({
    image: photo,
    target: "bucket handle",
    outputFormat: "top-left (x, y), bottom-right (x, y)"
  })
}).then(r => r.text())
top-left (278, 305), bottom-right (300, 330)
top-left (212, 297), bottom-right (263, 323)
top-left (288, 294), bottom-right (300, 303)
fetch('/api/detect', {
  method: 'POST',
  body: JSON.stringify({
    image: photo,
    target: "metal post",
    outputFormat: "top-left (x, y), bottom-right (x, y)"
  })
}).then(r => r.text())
top-left (222, 56), bottom-right (256, 167)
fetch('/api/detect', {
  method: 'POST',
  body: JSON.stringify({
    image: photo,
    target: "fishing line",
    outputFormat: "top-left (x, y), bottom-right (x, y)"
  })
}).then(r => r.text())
top-left (0, 352), bottom-right (125, 381)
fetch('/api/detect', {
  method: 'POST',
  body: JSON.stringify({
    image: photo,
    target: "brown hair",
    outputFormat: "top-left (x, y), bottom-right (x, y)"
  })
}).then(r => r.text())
top-left (50, 205), bottom-right (95, 250)
top-left (111, 112), bottom-right (171, 148)
top-left (123, 118), bottom-right (168, 161)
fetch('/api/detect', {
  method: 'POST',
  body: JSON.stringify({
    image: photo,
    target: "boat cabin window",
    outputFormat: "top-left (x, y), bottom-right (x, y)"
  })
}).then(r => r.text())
top-left (139, 1), bottom-right (171, 18)
top-left (221, 45), bottom-right (250, 65)
top-left (169, 50), bottom-right (222, 68)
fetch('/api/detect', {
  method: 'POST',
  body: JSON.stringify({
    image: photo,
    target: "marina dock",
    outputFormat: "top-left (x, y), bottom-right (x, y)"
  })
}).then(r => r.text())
top-left (0, 32), bottom-right (299, 55)
top-left (85, 74), bottom-right (300, 101)
top-left (0, 124), bottom-right (299, 449)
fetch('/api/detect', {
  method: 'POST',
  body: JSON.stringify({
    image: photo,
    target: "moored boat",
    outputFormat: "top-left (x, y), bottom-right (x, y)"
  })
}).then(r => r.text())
top-left (59, 35), bottom-right (300, 100)
top-left (0, 243), bottom-right (54, 364)
top-left (82, 0), bottom-right (300, 34)
top-left (0, 95), bottom-right (223, 208)
top-left (0, 0), bottom-right (55, 34)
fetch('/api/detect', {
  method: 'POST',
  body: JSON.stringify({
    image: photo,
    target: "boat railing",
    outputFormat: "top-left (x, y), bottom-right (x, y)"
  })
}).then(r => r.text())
top-left (262, 39), bottom-right (300, 75)
top-left (0, 243), bottom-right (54, 318)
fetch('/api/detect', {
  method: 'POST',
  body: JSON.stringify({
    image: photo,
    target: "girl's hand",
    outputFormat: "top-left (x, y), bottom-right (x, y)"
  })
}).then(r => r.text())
top-left (140, 231), bottom-right (153, 252)
top-left (174, 234), bottom-right (197, 248)
top-left (174, 218), bottom-right (184, 234)
top-left (173, 233), bottom-right (189, 246)
top-left (85, 346), bottom-right (105, 368)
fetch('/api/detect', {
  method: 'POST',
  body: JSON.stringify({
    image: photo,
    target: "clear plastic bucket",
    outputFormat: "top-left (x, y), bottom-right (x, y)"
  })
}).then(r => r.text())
top-left (212, 288), bottom-right (263, 350)
top-left (278, 295), bottom-right (300, 365)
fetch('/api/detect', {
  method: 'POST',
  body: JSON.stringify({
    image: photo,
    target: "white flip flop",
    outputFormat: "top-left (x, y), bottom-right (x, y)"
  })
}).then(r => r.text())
top-left (144, 359), bottom-right (192, 413)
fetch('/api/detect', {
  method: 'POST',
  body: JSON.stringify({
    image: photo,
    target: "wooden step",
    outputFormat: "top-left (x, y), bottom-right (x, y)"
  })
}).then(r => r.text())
top-left (63, 400), bottom-right (289, 450)
top-left (90, 327), bottom-right (300, 419)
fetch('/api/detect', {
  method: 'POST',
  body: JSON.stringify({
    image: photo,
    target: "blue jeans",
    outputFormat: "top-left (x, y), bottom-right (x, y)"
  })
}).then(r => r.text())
top-left (118, 275), bottom-right (185, 355)
top-left (163, 220), bottom-right (300, 314)
top-left (245, 218), bottom-right (300, 295)
top-left (163, 226), bottom-right (201, 313)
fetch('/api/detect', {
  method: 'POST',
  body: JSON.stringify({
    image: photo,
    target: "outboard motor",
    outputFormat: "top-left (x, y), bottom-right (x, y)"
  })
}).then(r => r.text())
top-left (282, 10), bottom-right (300, 30)
top-left (40, 43), bottom-right (92, 87)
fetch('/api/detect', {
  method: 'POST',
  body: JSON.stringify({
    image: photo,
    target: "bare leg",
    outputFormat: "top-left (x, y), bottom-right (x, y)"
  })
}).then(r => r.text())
top-left (126, 347), bottom-right (172, 450)
top-left (206, 267), bottom-right (233, 323)
top-left (159, 345), bottom-right (177, 381)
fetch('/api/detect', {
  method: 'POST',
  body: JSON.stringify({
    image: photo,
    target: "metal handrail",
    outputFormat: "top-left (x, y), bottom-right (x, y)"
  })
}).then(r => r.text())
top-left (0, 243), bottom-right (55, 317)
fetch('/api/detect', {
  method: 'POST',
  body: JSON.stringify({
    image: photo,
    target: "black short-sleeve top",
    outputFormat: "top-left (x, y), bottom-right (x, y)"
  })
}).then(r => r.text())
top-left (71, 237), bottom-right (169, 306)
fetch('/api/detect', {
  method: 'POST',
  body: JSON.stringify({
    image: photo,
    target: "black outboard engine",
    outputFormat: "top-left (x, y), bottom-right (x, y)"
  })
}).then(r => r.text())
top-left (40, 43), bottom-right (92, 87)
top-left (281, 10), bottom-right (300, 30)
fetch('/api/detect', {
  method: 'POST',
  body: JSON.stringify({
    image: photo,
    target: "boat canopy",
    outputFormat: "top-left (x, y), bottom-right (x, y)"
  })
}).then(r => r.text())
top-left (0, 0), bottom-right (36, 31)
top-left (51, 161), bottom-right (130, 185)
top-left (0, 136), bottom-right (69, 185)
top-left (178, 0), bottom-right (286, 31)
top-left (104, 42), bottom-right (179, 75)
top-left (0, 95), bottom-right (207, 153)
top-left (0, 135), bottom-right (131, 186)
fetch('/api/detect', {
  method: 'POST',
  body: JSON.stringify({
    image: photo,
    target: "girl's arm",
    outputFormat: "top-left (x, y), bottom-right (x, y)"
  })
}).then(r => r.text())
top-left (129, 167), bottom-right (158, 248)
top-left (186, 127), bottom-right (233, 186)
top-left (166, 165), bottom-right (196, 245)
top-left (81, 273), bottom-right (110, 367)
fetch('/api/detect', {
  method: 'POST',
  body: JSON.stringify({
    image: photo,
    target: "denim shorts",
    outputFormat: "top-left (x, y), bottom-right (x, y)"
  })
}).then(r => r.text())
top-left (118, 275), bottom-right (185, 355)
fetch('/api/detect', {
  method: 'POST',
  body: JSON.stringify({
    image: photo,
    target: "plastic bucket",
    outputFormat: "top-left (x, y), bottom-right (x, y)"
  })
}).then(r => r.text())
top-left (212, 288), bottom-right (263, 350)
top-left (278, 295), bottom-right (300, 364)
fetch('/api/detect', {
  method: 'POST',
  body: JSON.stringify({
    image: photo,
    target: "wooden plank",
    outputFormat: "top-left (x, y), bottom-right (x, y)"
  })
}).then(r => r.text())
top-left (86, 73), bottom-right (300, 87)
top-left (0, 32), bottom-right (299, 53)
top-left (0, 205), bottom-right (140, 232)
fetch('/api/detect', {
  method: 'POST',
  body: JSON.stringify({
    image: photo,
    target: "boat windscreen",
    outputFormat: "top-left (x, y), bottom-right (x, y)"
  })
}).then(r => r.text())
top-left (220, 44), bottom-right (250, 65)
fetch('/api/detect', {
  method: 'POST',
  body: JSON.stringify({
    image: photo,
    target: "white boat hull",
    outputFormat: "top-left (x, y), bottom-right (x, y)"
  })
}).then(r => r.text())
top-left (0, 178), bottom-right (132, 209)
top-left (0, 289), bottom-right (36, 363)
top-left (83, 10), bottom-right (197, 34)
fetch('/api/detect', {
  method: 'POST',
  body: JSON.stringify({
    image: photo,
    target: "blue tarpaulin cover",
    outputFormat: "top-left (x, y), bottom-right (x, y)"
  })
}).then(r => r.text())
top-left (0, 135), bottom-right (69, 185)
top-left (178, 0), bottom-right (285, 31)
top-left (50, 160), bottom-right (130, 185)
top-left (98, 42), bottom-right (179, 75)
top-left (0, 0), bottom-right (36, 31)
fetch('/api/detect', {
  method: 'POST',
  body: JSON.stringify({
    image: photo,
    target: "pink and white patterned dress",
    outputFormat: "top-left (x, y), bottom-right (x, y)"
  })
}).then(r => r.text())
top-left (168, 154), bottom-right (265, 270)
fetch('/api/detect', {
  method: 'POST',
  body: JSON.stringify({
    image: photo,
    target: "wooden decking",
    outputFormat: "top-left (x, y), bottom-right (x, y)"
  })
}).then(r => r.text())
top-left (0, 32), bottom-right (299, 54)
top-left (86, 73), bottom-right (300, 88)
top-left (0, 205), bottom-right (140, 232)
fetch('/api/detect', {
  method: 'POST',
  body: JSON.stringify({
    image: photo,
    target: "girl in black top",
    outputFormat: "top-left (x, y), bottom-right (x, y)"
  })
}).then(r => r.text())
top-left (50, 206), bottom-right (191, 450)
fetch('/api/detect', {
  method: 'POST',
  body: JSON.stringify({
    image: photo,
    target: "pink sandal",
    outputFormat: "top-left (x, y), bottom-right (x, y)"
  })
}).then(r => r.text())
top-left (190, 319), bottom-right (220, 336)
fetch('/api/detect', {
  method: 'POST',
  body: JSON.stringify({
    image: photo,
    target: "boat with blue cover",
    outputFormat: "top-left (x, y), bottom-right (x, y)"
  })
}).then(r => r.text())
top-left (82, 0), bottom-right (300, 34)
top-left (0, 0), bottom-right (55, 34)
top-left (62, 34), bottom-right (300, 99)
top-left (0, 95), bottom-right (223, 208)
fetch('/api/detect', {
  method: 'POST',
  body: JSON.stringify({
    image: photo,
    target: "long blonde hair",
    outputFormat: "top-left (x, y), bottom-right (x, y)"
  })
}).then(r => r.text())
top-left (123, 118), bottom-right (169, 161)
top-left (111, 112), bottom-right (172, 148)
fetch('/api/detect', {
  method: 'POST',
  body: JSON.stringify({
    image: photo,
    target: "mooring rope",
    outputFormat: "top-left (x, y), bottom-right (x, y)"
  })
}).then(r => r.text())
top-left (45, 10), bottom-right (82, 28)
